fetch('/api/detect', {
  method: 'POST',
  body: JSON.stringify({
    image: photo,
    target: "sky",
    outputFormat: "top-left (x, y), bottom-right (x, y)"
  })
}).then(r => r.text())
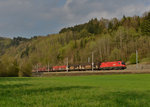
top-left (0, 0), bottom-right (150, 38)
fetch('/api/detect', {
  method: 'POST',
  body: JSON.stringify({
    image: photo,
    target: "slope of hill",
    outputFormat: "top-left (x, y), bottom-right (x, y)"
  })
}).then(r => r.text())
top-left (0, 12), bottom-right (150, 76)
top-left (0, 37), bottom-right (12, 55)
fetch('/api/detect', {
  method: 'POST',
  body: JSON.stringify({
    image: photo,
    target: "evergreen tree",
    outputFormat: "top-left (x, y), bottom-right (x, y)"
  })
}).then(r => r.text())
top-left (141, 12), bottom-right (150, 36)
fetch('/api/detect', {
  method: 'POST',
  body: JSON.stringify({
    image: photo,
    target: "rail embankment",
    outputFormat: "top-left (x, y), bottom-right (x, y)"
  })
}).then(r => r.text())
top-left (32, 64), bottom-right (150, 77)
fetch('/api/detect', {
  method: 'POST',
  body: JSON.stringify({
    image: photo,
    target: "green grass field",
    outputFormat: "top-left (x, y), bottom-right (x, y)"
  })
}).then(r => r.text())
top-left (0, 74), bottom-right (150, 107)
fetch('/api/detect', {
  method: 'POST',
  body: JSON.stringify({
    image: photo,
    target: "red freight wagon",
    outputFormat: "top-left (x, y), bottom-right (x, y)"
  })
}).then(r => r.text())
top-left (52, 65), bottom-right (67, 71)
top-left (38, 67), bottom-right (47, 72)
top-left (100, 61), bottom-right (126, 70)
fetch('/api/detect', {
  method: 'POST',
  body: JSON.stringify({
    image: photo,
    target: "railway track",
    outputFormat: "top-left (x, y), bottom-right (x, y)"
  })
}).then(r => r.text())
top-left (32, 69), bottom-right (150, 77)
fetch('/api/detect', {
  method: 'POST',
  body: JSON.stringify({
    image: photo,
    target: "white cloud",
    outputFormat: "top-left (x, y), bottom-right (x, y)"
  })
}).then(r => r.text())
top-left (0, 0), bottom-right (150, 37)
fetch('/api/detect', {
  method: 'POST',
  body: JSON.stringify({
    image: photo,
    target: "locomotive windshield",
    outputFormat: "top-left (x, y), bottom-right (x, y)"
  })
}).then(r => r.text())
top-left (122, 62), bottom-right (125, 65)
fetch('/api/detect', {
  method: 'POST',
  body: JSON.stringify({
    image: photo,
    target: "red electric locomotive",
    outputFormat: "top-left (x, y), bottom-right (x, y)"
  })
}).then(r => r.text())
top-left (99, 61), bottom-right (126, 70)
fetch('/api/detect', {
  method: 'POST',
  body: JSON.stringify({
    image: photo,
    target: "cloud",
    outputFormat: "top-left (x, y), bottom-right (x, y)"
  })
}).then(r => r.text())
top-left (62, 0), bottom-right (150, 19)
top-left (0, 0), bottom-right (150, 38)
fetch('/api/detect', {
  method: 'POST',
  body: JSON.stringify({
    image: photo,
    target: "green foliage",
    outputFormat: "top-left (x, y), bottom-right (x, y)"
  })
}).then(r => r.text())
top-left (0, 58), bottom-right (19, 77)
top-left (0, 11), bottom-right (150, 76)
top-left (129, 53), bottom-right (137, 64)
top-left (141, 12), bottom-right (150, 36)
top-left (141, 57), bottom-right (150, 63)
top-left (21, 46), bottom-right (30, 58)
top-left (80, 29), bottom-right (89, 38)
top-left (141, 19), bottom-right (150, 36)
top-left (87, 18), bottom-right (102, 34)
top-left (8, 60), bottom-right (19, 77)
top-left (19, 62), bottom-right (32, 77)
top-left (0, 38), bottom-right (12, 56)
top-left (109, 48), bottom-right (121, 61)
top-left (11, 37), bottom-right (30, 46)
top-left (59, 18), bottom-right (103, 35)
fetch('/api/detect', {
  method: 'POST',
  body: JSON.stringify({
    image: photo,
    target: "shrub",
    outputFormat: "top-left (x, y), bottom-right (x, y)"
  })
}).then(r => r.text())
top-left (129, 53), bottom-right (137, 64)
top-left (19, 62), bottom-right (32, 77)
top-left (0, 59), bottom-right (19, 77)
top-left (109, 48), bottom-right (121, 61)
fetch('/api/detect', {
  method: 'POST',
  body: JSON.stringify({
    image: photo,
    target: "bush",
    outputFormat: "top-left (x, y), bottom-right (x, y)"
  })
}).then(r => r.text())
top-left (141, 57), bottom-right (150, 64)
top-left (19, 62), bottom-right (32, 77)
top-left (109, 48), bottom-right (121, 61)
top-left (7, 60), bottom-right (19, 77)
top-left (129, 53), bottom-right (137, 64)
top-left (0, 59), bottom-right (19, 77)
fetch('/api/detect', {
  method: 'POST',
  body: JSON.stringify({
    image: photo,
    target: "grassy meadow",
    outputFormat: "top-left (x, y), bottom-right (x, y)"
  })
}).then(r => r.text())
top-left (0, 74), bottom-right (150, 107)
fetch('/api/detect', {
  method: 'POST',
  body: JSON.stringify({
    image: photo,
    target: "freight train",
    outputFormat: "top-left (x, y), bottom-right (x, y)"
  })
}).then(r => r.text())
top-left (33, 61), bottom-right (126, 72)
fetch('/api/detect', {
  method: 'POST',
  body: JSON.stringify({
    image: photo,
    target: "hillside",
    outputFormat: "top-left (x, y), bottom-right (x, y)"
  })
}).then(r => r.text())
top-left (0, 37), bottom-right (12, 55)
top-left (0, 12), bottom-right (150, 76)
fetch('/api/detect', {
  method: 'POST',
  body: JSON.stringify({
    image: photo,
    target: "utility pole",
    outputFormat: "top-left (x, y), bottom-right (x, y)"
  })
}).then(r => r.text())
top-left (136, 50), bottom-right (138, 69)
top-left (48, 62), bottom-right (49, 72)
top-left (88, 57), bottom-right (90, 63)
top-left (66, 57), bottom-right (68, 72)
top-left (37, 64), bottom-right (38, 73)
top-left (92, 52), bottom-right (94, 72)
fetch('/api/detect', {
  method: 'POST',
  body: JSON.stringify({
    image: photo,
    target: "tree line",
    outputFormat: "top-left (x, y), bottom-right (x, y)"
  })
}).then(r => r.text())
top-left (0, 11), bottom-right (150, 76)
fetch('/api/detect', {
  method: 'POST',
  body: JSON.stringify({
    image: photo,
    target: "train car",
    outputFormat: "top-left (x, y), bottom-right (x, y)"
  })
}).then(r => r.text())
top-left (68, 64), bottom-right (90, 71)
top-left (52, 65), bottom-right (67, 71)
top-left (37, 67), bottom-right (47, 72)
top-left (99, 61), bottom-right (126, 70)
top-left (68, 65), bottom-right (75, 71)
top-left (94, 62), bottom-right (101, 70)
top-left (68, 65), bottom-right (79, 71)
top-left (68, 63), bottom-right (98, 71)
top-left (84, 63), bottom-right (92, 70)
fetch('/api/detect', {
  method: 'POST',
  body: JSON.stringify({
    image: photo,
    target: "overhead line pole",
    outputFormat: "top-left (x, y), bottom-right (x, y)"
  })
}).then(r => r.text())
top-left (48, 62), bottom-right (49, 72)
top-left (37, 64), bottom-right (38, 73)
top-left (136, 50), bottom-right (138, 70)
top-left (67, 57), bottom-right (68, 72)
top-left (92, 52), bottom-right (94, 72)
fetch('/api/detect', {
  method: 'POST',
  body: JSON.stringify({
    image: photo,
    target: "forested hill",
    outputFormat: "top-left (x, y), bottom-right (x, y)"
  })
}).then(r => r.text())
top-left (0, 12), bottom-right (150, 76)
